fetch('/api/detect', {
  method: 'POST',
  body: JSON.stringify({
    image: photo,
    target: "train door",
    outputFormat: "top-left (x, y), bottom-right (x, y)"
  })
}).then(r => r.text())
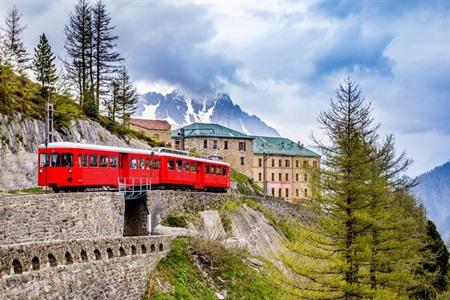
top-left (196, 161), bottom-right (205, 189)
top-left (119, 153), bottom-right (129, 187)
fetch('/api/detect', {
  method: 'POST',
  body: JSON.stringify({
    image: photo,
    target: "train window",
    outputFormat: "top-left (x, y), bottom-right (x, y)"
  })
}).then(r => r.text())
top-left (216, 167), bottom-right (221, 175)
top-left (110, 156), bottom-right (118, 168)
top-left (146, 159), bottom-right (152, 169)
top-left (90, 155), bottom-right (98, 167)
top-left (205, 165), bottom-right (210, 174)
top-left (39, 153), bottom-right (49, 167)
top-left (79, 154), bottom-right (88, 167)
top-left (168, 160), bottom-right (175, 170)
top-left (184, 162), bottom-right (189, 172)
top-left (153, 160), bottom-right (160, 169)
top-left (51, 153), bottom-right (60, 167)
top-left (130, 158), bottom-right (137, 169)
top-left (138, 158), bottom-right (145, 169)
top-left (100, 155), bottom-right (108, 168)
top-left (176, 160), bottom-right (182, 171)
top-left (222, 168), bottom-right (227, 176)
top-left (62, 153), bottom-right (73, 167)
top-left (211, 166), bottom-right (215, 175)
top-left (190, 162), bottom-right (196, 172)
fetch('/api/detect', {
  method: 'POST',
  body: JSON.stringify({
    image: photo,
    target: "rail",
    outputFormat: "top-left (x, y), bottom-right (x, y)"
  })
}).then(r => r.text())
top-left (117, 177), bottom-right (152, 199)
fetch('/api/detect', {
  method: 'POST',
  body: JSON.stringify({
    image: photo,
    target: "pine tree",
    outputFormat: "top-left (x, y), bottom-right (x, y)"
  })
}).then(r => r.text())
top-left (1, 6), bottom-right (29, 74)
top-left (92, 0), bottom-right (122, 111)
top-left (64, 0), bottom-right (93, 106)
top-left (33, 33), bottom-right (58, 100)
top-left (117, 66), bottom-right (138, 125)
top-left (104, 78), bottom-right (119, 121)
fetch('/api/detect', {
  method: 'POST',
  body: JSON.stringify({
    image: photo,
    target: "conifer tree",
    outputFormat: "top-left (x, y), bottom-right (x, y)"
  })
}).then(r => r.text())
top-left (2, 6), bottom-right (29, 74)
top-left (33, 33), bottom-right (58, 99)
top-left (117, 66), bottom-right (138, 125)
top-left (64, 0), bottom-right (93, 106)
top-left (104, 78), bottom-right (119, 121)
top-left (92, 0), bottom-right (122, 110)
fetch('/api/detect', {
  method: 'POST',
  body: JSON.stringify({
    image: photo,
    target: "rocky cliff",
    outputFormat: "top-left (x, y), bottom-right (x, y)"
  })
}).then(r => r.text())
top-left (0, 113), bottom-right (151, 190)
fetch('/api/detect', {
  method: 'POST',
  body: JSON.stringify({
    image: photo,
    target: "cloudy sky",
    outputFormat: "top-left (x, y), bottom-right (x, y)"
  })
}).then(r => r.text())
top-left (2, 0), bottom-right (450, 176)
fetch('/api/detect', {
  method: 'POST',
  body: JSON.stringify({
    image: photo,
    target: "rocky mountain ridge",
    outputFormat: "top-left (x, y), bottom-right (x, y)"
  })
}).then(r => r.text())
top-left (136, 91), bottom-right (280, 137)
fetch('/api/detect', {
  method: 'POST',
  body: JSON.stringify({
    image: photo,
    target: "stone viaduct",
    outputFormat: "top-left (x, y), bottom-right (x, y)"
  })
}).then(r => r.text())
top-left (0, 190), bottom-right (304, 299)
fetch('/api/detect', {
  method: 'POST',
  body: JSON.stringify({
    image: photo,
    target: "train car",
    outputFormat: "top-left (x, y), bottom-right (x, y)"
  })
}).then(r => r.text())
top-left (37, 142), bottom-right (230, 193)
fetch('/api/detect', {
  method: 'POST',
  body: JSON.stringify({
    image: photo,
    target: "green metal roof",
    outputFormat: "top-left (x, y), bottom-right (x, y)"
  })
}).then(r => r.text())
top-left (252, 136), bottom-right (320, 157)
top-left (172, 123), bottom-right (253, 139)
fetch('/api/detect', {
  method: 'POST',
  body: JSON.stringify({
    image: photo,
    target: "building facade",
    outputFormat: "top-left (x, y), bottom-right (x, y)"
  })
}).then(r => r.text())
top-left (129, 118), bottom-right (172, 145)
top-left (172, 123), bottom-right (254, 176)
top-left (251, 136), bottom-right (320, 202)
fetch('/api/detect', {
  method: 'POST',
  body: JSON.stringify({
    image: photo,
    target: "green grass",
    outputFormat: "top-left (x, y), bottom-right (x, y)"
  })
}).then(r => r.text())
top-left (231, 169), bottom-right (264, 196)
top-left (148, 238), bottom-right (280, 300)
top-left (6, 187), bottom-right (49, 195)
top-left (161, 213), bottom-right (188, 228)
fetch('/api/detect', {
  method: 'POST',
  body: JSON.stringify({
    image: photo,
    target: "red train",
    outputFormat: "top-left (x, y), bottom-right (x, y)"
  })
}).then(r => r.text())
top-left (37, 142), bottom-right (230, 193)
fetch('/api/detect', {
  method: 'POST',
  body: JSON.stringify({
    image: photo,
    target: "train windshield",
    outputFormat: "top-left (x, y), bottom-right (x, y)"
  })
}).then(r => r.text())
top-left (61, 153), bottom-right (73, 167)
top-left (51, 153), bottom-right (60, 167)
top-left (39, 153), bottom-right (49, 167)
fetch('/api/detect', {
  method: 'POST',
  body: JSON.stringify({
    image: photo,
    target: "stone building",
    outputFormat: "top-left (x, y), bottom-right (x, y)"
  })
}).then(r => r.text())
top-left (129, 118), bottom-right (172, 145)
top-left (171, 123), bottom-right (254, 176)
top-left (251, 136), bottom-right (320, 202)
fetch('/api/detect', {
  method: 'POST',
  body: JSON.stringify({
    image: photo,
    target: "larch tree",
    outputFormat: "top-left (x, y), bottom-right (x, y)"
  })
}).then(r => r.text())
top-left (92, 0), bottom-right (122, 111)
top-left (117, 66), bottom-right (138, 125)
top-left (1, 6), bottom-right (29, 74)
top-left (33, 33), bottom-right (58, 100)
top-left (278, 79), bottom-right (435, 299)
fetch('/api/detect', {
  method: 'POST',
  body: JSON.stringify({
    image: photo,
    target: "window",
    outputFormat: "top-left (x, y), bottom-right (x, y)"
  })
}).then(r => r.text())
top-left (303, 160), bottom-right (308, 167)
top-left (296, 160), bottom-right (299, 168)
top-left (100, 155), bottom-right (108, 168)
top-left (285, 173), bottom-right (289, 181)
top-left (190, 162), bottom-right (197, 172)
top-left (206, 165), bottom-right (210, 174)
top-left (138, 158), bottom-right (145, 169)
top-left (278, 188), bottom-right (282, 198)
top-left (286, 188), bottom-right (289, 198)
top-left (296, 189), bottom-right (299, 197)
top-left (240, 157), bottom-right (245, 165)
top-left (271, 188), bottom-right (275, 196)
top-left (258, 173), bottom-right (262, 181)
top-left (203, 139), bottom-right (208, 149)
top-left (39, 153), bottom-right (49, 167)
top-left (239, 142), bottom-right (246, 151)
top-left (213, 140), bottom-right (218, 149)
top-left (222, 168), bottom-right (227, 176)
top-left (51, 153), bottom-right (60, 167)
top-left (296, 173), bottom-right (299, 181)
top-left (90, 155), bottom-right (98, 167)
top-left (79, 154), bottom-right (88, 167)
top-left (304, 174), bottom-right (308, 182)
top-left (258, 158), bottom-right (262, 167)
top-left (279, 159), bottom-right (282, 167)
top-left (211, 166), bottom-right (216, 175)
top-left (176, 160), bottom-right (182, 171)
top-left (110, 156), bottom-right (118, 168)
top-left (168, 160), bottom-right (175, 170)
top-left (146, 159), bottom-right (152, 169)
top-left (304, 189), bottom-right (308, 196)
top-left (153, 160), bottom-right (160, 169)
top-left (271, 173), bottom-right (274, 181)
top-left (216, 166), bottom-right (221, 175)
top-left (184, 162), bottom-right (190, 172)
top-left (224, 141), bottom-right (228, 150)
top-left (278, 173), bottom-right (282, 181)
top-left (286, 160), bottom-right (290, 167)
top-left (175, 140), bottom-right (180, 149)
top-left (313, 161), bottom-right (318, 168)
top-left (62, 153), bottom-right (73, 167)
top-left (130, 158), bottom-right (137, 169)
top-left (272, 159), bottom-right (275, 167)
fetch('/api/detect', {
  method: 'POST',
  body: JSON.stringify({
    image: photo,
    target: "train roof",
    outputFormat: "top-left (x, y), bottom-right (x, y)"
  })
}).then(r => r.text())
top-left (38, 142), bottom-right (230, 166)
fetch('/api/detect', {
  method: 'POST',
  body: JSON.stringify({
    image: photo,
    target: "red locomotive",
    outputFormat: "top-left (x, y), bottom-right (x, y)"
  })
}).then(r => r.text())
top-left (37, 142), bottom-right (230, 193)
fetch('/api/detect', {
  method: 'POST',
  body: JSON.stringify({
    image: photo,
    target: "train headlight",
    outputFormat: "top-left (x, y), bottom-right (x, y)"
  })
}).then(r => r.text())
top-left (39, 169), bottom-right (43, 174)
top-left (68, 168), bottom-right (72, 173)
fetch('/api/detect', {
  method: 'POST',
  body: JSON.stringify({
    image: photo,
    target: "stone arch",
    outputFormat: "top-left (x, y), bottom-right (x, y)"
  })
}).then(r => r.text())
top-left (150, 244), bottom-right (155, 252)
top-left (65, 252), bottom-right (73, 265)
top-left (80, 250), bottom-right (88, 262)
top-left (119, 247), bottom-right (126, 257)
top-left (159, 243), bottom-right (164, 252)
top-left (131, 245), bottom-right (137, 255)
top-left (94, 249), bottom-right (101, 261)
top-left (107, 248), bottom-right (114, 259)
top-left (31, 256), bottom-right (40, 271)
top-left (141, 245), bottom-right (147, 254)
top-left (48, 254), bottom-right (57, 267)
top-left (12, 259), bottom-right (22, 274)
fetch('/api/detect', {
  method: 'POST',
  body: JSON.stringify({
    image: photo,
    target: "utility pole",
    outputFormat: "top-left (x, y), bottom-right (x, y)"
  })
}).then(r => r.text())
top-left (45, 102), bottom-right (54, 145)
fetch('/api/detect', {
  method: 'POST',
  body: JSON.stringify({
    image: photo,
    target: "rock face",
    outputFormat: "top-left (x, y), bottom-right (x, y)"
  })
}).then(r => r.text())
top-left (0, 113), bottom-right (151, 189)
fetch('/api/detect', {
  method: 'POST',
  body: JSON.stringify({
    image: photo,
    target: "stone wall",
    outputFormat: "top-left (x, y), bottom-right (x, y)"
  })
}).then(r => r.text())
top-left (0, 236), bottom-right (171, 299)
top-left (0, 192), bottom-right (124, 245)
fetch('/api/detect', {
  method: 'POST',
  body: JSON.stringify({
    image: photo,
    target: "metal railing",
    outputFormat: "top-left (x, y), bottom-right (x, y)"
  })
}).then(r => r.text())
top-left (117, 177), bottom-right (152, 199)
